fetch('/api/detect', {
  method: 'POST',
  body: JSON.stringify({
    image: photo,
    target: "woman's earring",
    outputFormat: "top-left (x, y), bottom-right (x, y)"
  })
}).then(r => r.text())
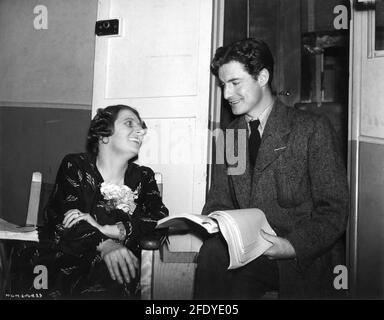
top-left (101, 136), bottom-right (109, 144)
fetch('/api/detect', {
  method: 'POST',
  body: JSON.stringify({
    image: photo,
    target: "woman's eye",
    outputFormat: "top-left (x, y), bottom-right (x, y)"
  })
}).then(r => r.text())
top-left (233, 81), bottom-right (240, 86)
top-left (125, 120), bottom-right (133, 127)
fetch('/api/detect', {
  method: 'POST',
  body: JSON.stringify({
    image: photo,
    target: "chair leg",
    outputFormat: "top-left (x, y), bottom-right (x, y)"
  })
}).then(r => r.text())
top-left (140, 249), bottom-right (154, 300)
top-left (0, 242), bottom-right (10, 298)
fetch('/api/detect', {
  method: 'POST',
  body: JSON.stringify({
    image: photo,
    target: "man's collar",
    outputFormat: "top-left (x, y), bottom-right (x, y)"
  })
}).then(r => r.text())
top-left (245, 98), bottom-right (276, 133)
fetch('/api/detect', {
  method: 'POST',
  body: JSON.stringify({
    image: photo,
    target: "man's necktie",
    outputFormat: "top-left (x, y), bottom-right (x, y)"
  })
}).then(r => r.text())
top-left (249, 119), bottom-right (261, 167)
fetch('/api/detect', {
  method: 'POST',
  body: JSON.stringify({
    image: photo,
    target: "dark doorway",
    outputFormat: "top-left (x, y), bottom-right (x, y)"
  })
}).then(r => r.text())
top-left (220, 0), bottom-right (350, 163)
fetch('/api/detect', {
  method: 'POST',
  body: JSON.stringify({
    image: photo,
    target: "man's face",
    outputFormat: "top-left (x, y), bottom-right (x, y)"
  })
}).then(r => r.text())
top-left (218, 61), bottom-right (263, 117)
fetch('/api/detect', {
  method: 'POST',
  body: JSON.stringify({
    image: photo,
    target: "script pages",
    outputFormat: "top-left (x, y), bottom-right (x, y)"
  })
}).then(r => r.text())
top-left (0, 218), bottom-right (39, 242)
top-left (208, 208), bottom-right (276, 269)
top-left (156, 208), bottom-right (276, 269)
top-left (155, 213), bottom-right (219, 234)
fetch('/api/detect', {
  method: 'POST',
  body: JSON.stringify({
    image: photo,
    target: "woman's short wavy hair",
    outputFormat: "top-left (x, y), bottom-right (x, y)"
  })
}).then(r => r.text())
top-left (86, 104), bottom-right (146, 156)
top-left (210, 38), bottom-right (274, 88)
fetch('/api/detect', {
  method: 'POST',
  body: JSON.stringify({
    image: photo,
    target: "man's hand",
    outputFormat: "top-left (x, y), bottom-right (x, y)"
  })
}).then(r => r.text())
top-left (97, 239), bottom-right (139, 284)
top-left (260, 230), bottom-right (296, 260)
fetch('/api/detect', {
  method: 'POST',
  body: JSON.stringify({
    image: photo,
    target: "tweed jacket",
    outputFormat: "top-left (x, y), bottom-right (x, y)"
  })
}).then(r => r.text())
top-left (202, 100), bottom-right (349, 299)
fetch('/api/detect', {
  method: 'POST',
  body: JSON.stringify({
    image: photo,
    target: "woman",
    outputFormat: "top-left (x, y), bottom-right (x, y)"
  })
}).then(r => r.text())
top-left (15, 105), bottom-right (168, 299)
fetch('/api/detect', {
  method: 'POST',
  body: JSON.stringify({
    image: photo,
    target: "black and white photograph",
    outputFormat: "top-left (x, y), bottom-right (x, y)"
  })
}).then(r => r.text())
top-left (0, 0), bottom-right (383, 307)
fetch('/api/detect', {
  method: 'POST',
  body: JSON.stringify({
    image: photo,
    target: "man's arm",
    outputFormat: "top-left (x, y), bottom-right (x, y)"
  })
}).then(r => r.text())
top-left (203, 129), bottom-right (238, 215)
top-left (284, 115), bottom-right (349, 270)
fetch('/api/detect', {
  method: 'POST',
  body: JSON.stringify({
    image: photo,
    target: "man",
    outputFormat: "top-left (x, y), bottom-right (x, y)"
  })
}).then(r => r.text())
top-left (194, 39), bottom-right (349, 299)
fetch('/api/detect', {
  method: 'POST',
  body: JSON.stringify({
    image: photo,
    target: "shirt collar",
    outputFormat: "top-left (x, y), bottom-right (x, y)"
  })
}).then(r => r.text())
top-left (245, 98), bottom-right (275, 135)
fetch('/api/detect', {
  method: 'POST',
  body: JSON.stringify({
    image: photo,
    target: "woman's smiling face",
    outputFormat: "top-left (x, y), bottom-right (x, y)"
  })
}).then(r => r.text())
top-left (107, 109), bottom-right (146, 158)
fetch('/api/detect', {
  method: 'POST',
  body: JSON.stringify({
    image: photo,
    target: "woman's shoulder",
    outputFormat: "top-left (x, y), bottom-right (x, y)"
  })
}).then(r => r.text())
top-left (60, 153), bottom-right (94, 168)
top-left (128, 162), bottom-right (156, 177)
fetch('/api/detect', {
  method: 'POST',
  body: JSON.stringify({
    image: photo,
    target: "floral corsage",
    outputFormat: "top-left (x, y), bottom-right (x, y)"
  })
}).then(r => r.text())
top-left (100, 182), bottom-right (138, 215)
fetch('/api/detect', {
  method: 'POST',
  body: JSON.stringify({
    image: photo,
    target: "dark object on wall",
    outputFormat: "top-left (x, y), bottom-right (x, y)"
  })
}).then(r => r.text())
top-left (354, 0), bottom-right (376, 11)
top-left (95, 19), bottom-right (119, 36)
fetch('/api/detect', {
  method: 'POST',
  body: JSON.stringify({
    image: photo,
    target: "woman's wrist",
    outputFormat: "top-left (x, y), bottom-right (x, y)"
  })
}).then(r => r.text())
top-left (116, 222), bottom-right (127, 242)
top-left (98, 223), bottom-right (126, 242)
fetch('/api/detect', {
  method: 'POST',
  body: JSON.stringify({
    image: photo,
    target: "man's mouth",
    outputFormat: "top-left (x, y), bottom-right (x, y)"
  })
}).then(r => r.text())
top-left (229, 99), bottom-right (241, 106)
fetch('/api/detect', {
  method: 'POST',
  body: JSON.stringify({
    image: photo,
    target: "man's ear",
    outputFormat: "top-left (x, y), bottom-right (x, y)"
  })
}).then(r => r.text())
top-left (257, 68), bottom-right (270, 87)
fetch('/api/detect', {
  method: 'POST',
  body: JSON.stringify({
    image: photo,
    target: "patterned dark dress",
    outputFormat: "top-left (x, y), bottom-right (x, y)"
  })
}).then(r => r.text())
top-left (10, 153), bottom-right (168, 299)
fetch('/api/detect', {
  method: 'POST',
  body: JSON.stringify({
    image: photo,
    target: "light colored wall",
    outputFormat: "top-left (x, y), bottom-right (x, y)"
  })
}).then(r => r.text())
top-left (0, 0), bottom-right (98, 222)
top-left (0, 0), bottom-right (97, 106)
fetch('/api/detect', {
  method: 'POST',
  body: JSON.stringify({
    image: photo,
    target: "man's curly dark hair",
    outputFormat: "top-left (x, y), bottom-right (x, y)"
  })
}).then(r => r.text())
top-left (86, 104), bottom-right (146, 156)
top-left (210, 38), bottom-right (274, 88)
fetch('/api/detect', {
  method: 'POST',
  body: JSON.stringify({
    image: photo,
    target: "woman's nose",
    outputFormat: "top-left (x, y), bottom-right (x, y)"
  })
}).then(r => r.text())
top-left (136, 127), bottom-right (146, 136)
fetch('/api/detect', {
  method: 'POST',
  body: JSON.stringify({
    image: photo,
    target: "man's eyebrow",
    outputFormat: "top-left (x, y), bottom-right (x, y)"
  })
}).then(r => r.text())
top-left (220, 77), bottom-right (241, 84)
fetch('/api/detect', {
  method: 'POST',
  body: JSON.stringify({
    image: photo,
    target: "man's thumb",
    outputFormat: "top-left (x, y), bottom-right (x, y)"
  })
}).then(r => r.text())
top-left (260, 229), bottom-right (274, 242)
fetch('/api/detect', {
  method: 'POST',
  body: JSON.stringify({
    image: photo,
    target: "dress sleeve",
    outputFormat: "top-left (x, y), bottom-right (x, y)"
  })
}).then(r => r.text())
top-left (42, 155), bottom-right (103, 255)
top-left (44, 155), bottom-right (85, 228)
top-left (121, 167), bottom-right (169, 249)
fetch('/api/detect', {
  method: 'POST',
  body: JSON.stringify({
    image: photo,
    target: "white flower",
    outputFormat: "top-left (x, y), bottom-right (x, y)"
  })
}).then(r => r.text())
top-left (100, 182), bottom-right (138, 214)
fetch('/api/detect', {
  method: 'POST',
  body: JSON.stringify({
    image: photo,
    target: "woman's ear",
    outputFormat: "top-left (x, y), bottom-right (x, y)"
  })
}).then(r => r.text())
top-left (257, 68), bottom-right (270, 88)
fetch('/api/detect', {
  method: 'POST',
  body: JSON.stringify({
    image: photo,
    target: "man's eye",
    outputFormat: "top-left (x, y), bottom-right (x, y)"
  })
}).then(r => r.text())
top-left (233, 81), bottom-right (240, 86)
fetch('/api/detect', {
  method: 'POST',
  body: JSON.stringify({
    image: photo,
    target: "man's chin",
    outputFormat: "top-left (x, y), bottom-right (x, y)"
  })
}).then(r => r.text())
top-left (231, 107), bottom-right (244, 115)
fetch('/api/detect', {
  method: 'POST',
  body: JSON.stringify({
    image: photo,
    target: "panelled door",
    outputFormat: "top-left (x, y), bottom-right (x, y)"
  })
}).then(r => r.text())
top-left (92, 0), bottom-right (214, 251)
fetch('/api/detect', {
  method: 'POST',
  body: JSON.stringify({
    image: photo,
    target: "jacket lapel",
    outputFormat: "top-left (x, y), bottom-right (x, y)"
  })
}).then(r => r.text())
top-left (228, 117), bottom-right (253, 208)
top-left (251, 101), bottom-right (291, 194)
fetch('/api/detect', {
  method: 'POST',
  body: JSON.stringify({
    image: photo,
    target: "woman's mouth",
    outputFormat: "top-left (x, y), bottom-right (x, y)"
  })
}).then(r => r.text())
top-left (129, 137), bottom-right (141, 144)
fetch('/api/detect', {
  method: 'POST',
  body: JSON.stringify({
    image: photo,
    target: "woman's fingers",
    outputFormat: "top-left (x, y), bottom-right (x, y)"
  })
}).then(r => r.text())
top-left (117, 251), bottom-right (132, 283)
top-left (104, 255), bottom-right (116, 281)
top-left (63, 211), bottom-right (97, 229)
top-left (112, 256), bottom-right (125, 284)
top-left (62, 209), bottom-right (79, 225)
top-left (122, 250), bottom-right (137, 280)
top-left (66, 215), bottom-right (85, 229)
top-left (63, 211), bottom-right (82, 228)
top-left (103, 248), bottom-right (138, 284)
top-left (128, 250), bottom-right (139, 270)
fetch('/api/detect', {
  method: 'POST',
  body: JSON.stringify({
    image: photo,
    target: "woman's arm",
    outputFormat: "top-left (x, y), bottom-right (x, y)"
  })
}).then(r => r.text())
top-left (42, 154), bottom-right (104, 254)
top-left (44, 155), bottom-right (86, 229)
top-left (62, 209), bottom-right (124, 241)
top-left (119, 167), bottom-right (169, 249)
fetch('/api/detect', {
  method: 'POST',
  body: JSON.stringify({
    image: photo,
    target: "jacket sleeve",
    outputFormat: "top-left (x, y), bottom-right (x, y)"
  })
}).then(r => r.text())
top-left (285, 115), bottom-right (349, 271)
top-left (202, 131), bottom-right (237, 215)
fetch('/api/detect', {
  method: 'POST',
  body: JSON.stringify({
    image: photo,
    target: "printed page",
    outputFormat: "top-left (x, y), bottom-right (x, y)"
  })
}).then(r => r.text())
top-left (210, 209), bottom-right (276, 269)
top-left (156, 214), bottom-right (219, 234)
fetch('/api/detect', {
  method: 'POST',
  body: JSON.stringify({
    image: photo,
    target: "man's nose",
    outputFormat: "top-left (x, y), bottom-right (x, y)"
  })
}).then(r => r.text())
top-left (223, 84), bottom-right (233, 100)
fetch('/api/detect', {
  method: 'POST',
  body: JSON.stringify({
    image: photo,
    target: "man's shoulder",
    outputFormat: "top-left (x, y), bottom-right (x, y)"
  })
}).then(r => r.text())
top-left (281, 102), bottom-right (329, 133)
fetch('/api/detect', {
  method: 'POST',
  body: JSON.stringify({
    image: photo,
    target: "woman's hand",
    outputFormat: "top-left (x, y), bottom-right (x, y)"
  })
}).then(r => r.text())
top-left (97, 239), bottom-right (139, 284)
top-left (63, 209), bottom-right (101, 230)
